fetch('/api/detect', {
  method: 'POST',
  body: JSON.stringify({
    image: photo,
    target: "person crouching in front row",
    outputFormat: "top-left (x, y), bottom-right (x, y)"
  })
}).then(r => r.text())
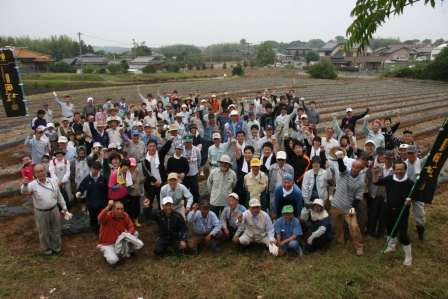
top-left (219, 192), bottom-right (246, 244)
top-left (274, 205), bottom-right (303, 256)
top-left (301, 199), bottom-right (334, 253)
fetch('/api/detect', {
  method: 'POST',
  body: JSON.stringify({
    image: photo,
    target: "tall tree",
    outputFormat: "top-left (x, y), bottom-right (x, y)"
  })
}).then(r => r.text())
top-left (240, 39), bottom-right (246, 46)
top-left (345, 0), bottom-right (438, 53)
top-left (255, 41), bottom-right (275, 66)
top-left (308, 39), bottom-right (326, 48)
top-left (421, 39), bottom-right (432, 45)
top-left (334, 35), bottom-right (346, 42)
top-left (434, 38), bottom-right (446, 47)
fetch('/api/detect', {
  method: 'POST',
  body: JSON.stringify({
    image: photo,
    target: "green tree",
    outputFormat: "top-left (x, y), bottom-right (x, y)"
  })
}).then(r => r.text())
top-left (255, 41), bottom-right (275, 66)
top-left (107, 63), bottom-right (122, 74)
top-left (120, 59), bottom-right (129, 73)
top-left (142, 64), bottom-right (157, 74)
top-left (201, 63), bottom-right (207, 70)
top-left (345, 0), bottom-right (438, 53)
top-left (83, 64), bottom-right (99, 74)
top-left (223, 62), bottom-right (227, 69)
top-left (306, 60), bottom-right (338, 79)
top-left (403, 39), bottom-right (420, 44)
top-left (369, 37), bottom-right (401, 49)
top-left (50, 61), bottom-right (76, 73)
top-left (308, 39), bottom-right (326, 48)
top-left (187, 62), bottom-right (194, 70)
top-left (240, 39), bottom-right (246, 46)
top-left (195, 63), bottom-right (201, 70)
top-left (305, 52), bottom-right (319, 64)
top-left (210, 64), bottom-right (214, 70)
top-left (421, 39), bottom-right (432, 45)
top-left (426, 46), bottom-right (448, 80)
top-left (232, 64), bottom-right (244, 76)
top-left (243, 60), bottom-right (248, 68)
top-left (334, 35), bottom-right (347, 42)
top-left (434, 38), bottom-right (445, 47)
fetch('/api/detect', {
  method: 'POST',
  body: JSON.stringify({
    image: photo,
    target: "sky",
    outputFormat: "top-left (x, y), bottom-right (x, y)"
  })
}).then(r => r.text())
top-left (2, 0), bottom-right (447, 48)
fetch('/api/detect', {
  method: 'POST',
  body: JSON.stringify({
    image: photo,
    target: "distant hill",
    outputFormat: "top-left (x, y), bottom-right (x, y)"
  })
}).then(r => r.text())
top-left (93, 46), bottom-right (132, 54)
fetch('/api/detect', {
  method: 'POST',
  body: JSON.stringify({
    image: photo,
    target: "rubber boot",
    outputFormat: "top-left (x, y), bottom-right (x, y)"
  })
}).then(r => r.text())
top-left (416, 226), bottom-right (429, 242)
top-left (92, 226), bottom-right (99, 241)
top-left (212, 239), bottom-right (222, 253)
top-left (133, 218), bottom-right (141, 228)
top-left (383, 236), bottom-right (397, 253)
top-left (402, 244), bottom-right (412, 266)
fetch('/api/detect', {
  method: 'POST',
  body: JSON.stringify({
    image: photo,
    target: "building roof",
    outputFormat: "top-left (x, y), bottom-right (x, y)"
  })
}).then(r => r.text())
top-left (388, 44), bottom-right (424, 49)
top-left (77, 53), bottom-right (108, 64)
top-left (128, 64), bottom-right (146, 70)
top-left (61, 57), bottom-right (77, 65)
top-left (130, 56), bottom-right (156, 63)
top-left (415, 47), bottom-right (433, 53)
top-left (382, 47), bottom-right (414, 54)
top-left (331, 50), bottom-right (344, 59)
top-left (14, 47), bottom-right (54, 62)
top-left (330, 60), bottom-right (350, 64)
top-left (285, 46), bottom-right (310, 50)
top-left (320, 42), bottom-right (342, 52)
top-left (373, 46), bottom-right (388, 53)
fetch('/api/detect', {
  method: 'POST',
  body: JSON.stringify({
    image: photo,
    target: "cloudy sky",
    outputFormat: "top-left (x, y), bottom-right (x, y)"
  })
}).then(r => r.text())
top-left (2, 0), bottom-right (447, 47)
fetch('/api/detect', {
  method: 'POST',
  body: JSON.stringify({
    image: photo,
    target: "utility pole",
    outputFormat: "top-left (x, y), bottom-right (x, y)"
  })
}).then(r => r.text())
top-left (78, 32), bottom-right (84, 85)
top-left (210, 44), bottom-right (212, 64)
top-left (246, 42), bottom-right (252, 75)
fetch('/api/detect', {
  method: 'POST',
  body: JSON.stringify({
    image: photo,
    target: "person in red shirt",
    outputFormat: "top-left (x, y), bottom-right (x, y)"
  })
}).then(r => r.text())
top-left (97, 200), bottom-right (138, 264)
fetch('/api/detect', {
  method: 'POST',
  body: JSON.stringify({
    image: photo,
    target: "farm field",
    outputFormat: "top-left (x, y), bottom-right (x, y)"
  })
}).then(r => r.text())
top-left (0, 76), bottom-right (447, 299)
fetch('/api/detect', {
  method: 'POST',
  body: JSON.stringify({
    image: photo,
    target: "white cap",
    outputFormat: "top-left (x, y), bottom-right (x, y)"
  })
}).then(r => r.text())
top-left (58, 136), bottom-right (67, 143)
top-left (162, 197), bottom-right (173, 205)
top-left (87, 97), bottom-right (93, 102)
top-left (399, 144), bottom-right (409, 149)
top-left (230, 110), bottom-right (238, 116)
top-left (365, 140), bottom-right (376, 146)
top-left (276, 151), bottom-right (287, 160)
top-left (300, 114), bottom-right (308, 119)
top-left (346, 108), bottom-right (353, 112)
top-left (136, 121), bottom-right (143, 127)
top-left (181, 104), bottom-right (187, 108)
top-left (213, 133), bottom-right (221, 139)
top-left (201, 99), bottom-right (207, 103)
top-left (46, 122), bottom-right (55, 128)
top-left (93, 142), bottom-right (103, 148)
top-left (147, 108), bottom-right (153, 112)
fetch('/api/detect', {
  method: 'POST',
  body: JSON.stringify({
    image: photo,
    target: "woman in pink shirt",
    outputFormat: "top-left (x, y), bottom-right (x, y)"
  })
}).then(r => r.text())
top-left (108, 159), bottom-right (133, 205)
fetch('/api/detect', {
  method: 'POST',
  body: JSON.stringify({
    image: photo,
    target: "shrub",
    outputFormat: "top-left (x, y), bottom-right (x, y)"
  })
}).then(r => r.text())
top-left (201, 63), bottom-right (207, 70)
top-left (83, 64), bottom-right (99, 74)
top-left (142, 64), bottom-right (157, 74)
top-left (223, 62), bottom-right (227, 69)
top-left (306, 60), bottom-right (338, 79)
top-left (107, 63), bottom-right (122, 74)
top-left (50, 61), bottom-right (76, 73)
top-left (210, 64), bottom-right (214, 70)
top-left (232, 64), bottom-right (244, 76)
top-left (335, 66), bottom-right (359, 72)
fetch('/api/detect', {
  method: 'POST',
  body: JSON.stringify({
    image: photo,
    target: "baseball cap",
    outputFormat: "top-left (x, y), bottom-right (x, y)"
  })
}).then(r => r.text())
top-left (162, 197), bottom-right (174, 205)
top-left (58, 136), bottom-right (68, 143)
top-left (213, 133), bottom-right (221, 139)
top-left (228, 193), bottom-right (239, 200)
top-left (250, 158), bottom-right (261, 167)
top-left (311, 156), bottom-right (322, 163)
top-left (201, 99), bottom-right (207, 103)
top-left (136, 121), bottom-right (143, 127)
top-left (175, 143), bottom-right (184, 150)
top-left (365, 140), bottom-right (376, 146)
top-left (46, 123), bottom-right (55, 128)
top-left (282, 174), bottom-right (294, 181)
top-left (265, 125), bottom-right (273, 130)
top-left (144, 123), bottom-right (152, 128)
top-left (230, 110), bottom-right (238, 116)
top-left (249, 198), bottom-right (261, 207)
top-left (131, 130), bottom-right (140, 136)
top-left (248, 111), bottom-right (255, 116)
top-left (199, 200), bottom-right (211, 208)
top-left (399, 144), bottom-right (409, 150)
top-left (167, 173), bottom-right (178, 180)
top-left (276, 151), bottom-right (286, 160)
top-left (346, 108), bottom-right (353, 112)
top-left (282, 205), bottom-right (294, 213)
top-left (183, 134), bottom-right (193, 143)
top-left (301, 114), bottom-right (308, 119)
top-left (384, 151), bottom-right (395, 159)
top-left (129, 158), bottom-right (137, 167)
top-left (406, 145), bottom-right (418, 153)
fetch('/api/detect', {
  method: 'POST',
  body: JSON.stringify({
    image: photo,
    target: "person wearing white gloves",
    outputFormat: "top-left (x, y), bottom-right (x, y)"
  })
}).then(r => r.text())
top-left (236, 198), bottom-right (276, 252)
top-left (330, 150), bottom-right (365, 256)
top-left (372, 161), bottom-right (415, 266)
top-left (302, 199), bottom-right (334, 253)
top-left (274, 205), bottom-right (303, 256)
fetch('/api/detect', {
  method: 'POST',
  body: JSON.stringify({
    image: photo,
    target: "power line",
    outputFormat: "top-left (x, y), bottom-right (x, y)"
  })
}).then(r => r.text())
top-left (79, 33), bottom-right (133, 45)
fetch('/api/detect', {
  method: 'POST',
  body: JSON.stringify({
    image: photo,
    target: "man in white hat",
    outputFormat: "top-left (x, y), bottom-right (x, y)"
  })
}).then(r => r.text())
top-left (143, 196), bottom-right (187, 256)
top-left (24, 127), bottom-right (51, 165)
top-left (224, 110), bottom-right (244, 142)
top-left (53, 92), bottom-right (75, 122)
top-left (236, 198), bottom-right (276, 251)
top-left (208, 130), bottom-right (233, 170)
top-left (220, 193), bottom-right (246, 243)
top-left (207, 155), bottom-right (237, 216)
top-left (160, 173), bottom-right (194, 218)
top-left (82, 97), bottom-right (96, 118)
top-left (268, 151), bottom-right (294, 208)
top-left (340, 106), bottom-right (370, 135)
top-left (57, 136), bottom-right (76, 162)
top-left (143, 107), bottom-right (157, 129)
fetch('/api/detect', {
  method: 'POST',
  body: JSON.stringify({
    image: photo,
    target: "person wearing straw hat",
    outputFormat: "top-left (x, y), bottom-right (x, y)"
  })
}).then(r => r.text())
top-left (174, 113), bottom-right (187, 136)
top-left (143, 196), bottom-right (188, 256)
top-left (372, 160), bottom-right (414, 266)
top-left (57, 117), bottom-right (74, 138)
top-left (274, 205), bottom-right (303, 256)
top-left (331, 150), bottom-right (365, 256)
top-left (88, 119), bottom-right (109, 148)
top-left (165, 123), bottom-right (183, 156)
top-left (236, 198), bottom-right (276, 251)
top-left (106, 107), bottom-right (123, 126)
top-left (25, 127), bottom-right (51, 165)
top-left (106, 117), bottom-right (124, 152)
top-left (243, 158), bottom-right (269, 211)
top-left (207, 155), bottom-right (237, 216)
top-left (301, 199), bottom-right (333, 253)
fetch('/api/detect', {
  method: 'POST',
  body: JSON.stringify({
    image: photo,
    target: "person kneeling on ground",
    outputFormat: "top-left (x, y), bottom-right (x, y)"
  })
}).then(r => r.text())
top-left (97, 200), bottom-right (142, 264)
top-left (187, 200), bottom-right (223, 253)
top-left (219, 193), bottom-right (246, 243)
top-left (274, 205), bottom-right (303, 256)
top-left (301, 199), bottom-right (334, 253)
top-left (143, 197), bottom-right (187, 256)
top-left (236, 198), bottom-right (276, 252)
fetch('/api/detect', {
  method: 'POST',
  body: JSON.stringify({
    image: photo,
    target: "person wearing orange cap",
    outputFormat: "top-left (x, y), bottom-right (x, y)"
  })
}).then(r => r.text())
top-left (243, 158), bottom-right (269, 211)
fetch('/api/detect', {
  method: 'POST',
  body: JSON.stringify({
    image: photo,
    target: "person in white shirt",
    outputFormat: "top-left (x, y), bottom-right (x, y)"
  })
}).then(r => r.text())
top-left (143, 108), bottom-right (157, 128)
top-left (49, 148), bottom-right (72, 205)
top-left (322, 126), bottom-right (339, 160)
top-left (106, 117), bottom-right (123, 152)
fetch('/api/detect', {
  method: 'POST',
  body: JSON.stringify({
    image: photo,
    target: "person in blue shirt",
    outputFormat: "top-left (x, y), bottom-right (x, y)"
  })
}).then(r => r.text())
top-left (187, 200), bottom-right (223, 253)
top-left (141, 124), bottom-right (163, 149)
top-left (271, 174), bottom-right (303, 220)
top-left (217, 109), bottom-right (231, 133)
top-left (301, 198), bottom-right (334, 253)
top-left (224, 110), bottom-right (244, 142)
top-left (274, 205), bottom-right (303, 256)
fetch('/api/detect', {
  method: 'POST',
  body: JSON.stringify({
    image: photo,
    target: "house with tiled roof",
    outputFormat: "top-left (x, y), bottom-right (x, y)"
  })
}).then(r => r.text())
top-left (13, 48), bottom-right (54, 74)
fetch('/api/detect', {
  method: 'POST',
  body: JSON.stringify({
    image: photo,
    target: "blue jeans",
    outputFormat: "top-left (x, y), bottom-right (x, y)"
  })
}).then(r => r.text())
top-left (282, 239), bottom-right (301, 254)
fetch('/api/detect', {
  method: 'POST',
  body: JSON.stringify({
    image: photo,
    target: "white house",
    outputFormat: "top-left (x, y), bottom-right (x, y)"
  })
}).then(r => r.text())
top-left (430, 44), bottom-right (447, 60)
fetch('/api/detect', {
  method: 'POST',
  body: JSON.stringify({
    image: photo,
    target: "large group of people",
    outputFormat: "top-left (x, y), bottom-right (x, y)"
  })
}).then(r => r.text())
top-left (22, 88), bottom-right (429, 266)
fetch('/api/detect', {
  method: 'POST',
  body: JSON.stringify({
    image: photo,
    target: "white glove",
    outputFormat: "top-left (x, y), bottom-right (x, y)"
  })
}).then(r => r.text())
top-left (364, 114), bottom-right (370, 119)
top-left (224, 123), bottom-right (229, 129)
top-left (200, 105), bottom-right (205, 110)
top-left (163, 125), bottom-right (170, 130)
top-left (332, 113), bottom-right (337, 120)
top-left (349, 208), bottom-right (356, 215)
top-left (279, 121), bottom-right (284, 127)
top-left (53, 91), bottom-right (57, 97)
top-left (174, 100), bottom-right (178, 104)
top-left (269, 244), bottom-right (279, 256)
top-left (300, 97), bottom-right (304, 101)
top-left (307, 234), bottom-right (316, 245)
top-left (294, 103), bottom-right (299, 108)
top-left (335, 151), bottom-right (344, 159)
top-left (64, 212), bottom-right (73, 220)
top-left (197, 144), bottom-right (202, 150)
top-left (75, 192), bottom-right (81, 199)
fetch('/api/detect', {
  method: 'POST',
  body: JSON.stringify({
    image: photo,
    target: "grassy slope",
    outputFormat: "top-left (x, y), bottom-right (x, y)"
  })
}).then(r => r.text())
top-left (0, 189), bottom-right (447, 299)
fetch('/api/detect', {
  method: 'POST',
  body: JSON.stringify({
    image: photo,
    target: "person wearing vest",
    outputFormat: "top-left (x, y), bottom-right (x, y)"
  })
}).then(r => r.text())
top-left (301, 199), bottom-right (334, 253)
top-left (49, 147), bottom-right (72, 210)
top-left (405, 145), bottom-right (429, 242)
top-left (70, 146), bottom-right (90, 211)
top-left (220, 193), bottom-right (246, 243)
top-left (236, 198), bottom-right (275, 252)
top-left (58, 117), bottom-right (74, 138)
top-left (181, 134), bottom-right (201, 204)
top-left (243, 158), bottom-right (269, 211)
top-left (274, 205), bottom-right (303, 256)
top-left (302, 156), bottom-right (332, 208)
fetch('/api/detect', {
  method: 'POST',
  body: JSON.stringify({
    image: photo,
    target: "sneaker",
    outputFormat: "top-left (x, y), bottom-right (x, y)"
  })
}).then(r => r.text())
top-left (53, 250), bottom-right (63, 256)
top-left (43, 252), bottom-right (53, 258)
top-left (129, 252), bottom-right (139, 258)
top-left (356, 250), bottom-right (364, 256)
top-left (403, 258), bottom-right (412, 266)
top-left (383, 247), bottom-right (396, 253)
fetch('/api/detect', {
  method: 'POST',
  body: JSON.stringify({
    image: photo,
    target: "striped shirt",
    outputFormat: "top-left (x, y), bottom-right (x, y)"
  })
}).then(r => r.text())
top-left (331, 170), bottom-right (365, 212)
